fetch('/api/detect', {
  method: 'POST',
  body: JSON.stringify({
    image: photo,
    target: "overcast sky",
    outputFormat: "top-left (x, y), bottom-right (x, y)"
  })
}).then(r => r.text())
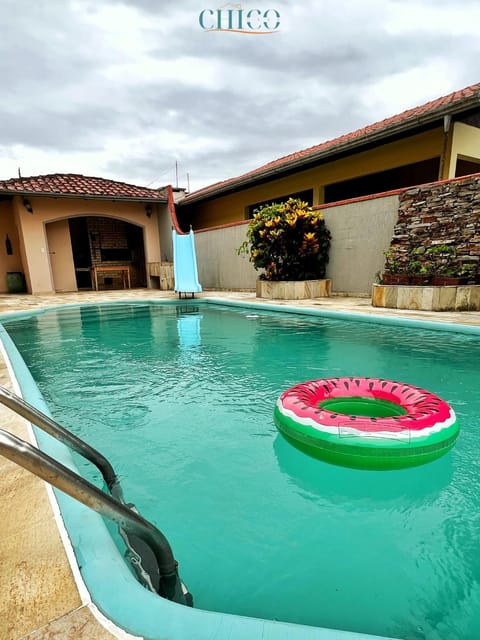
top-left (1, 0), bottom-right (479, 193)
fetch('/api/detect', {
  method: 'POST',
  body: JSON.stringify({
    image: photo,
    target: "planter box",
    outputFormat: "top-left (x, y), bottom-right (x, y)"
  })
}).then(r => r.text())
top-left (372, 283), bottom-right (480, 311)
top-left (256, 279), bottom-right (332, 300)
top-left (382, 274), bottom-right (432, 285)
top-left (381, 273), bottom-right (410, 285)
top-left (431, 276), bottom-right (467, 287)
top-left (409, 274), bottom-right (432, 286)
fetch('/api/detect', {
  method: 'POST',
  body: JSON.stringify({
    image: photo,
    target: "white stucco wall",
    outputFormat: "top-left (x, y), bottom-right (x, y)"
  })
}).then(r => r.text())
top-left (322, 194), bottom-right (400, 294)
top-left (194, 193), bottom-right (400, 295)
top-left (195, 222), bottom-right (257, 290)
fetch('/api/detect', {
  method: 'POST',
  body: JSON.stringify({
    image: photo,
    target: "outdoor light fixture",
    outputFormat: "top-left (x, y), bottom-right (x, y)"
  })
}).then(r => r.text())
top-left (145, 204), bottom-right (153, 218)
top-left (23, 198), bottom-right (33, 213)
top-left (5, 234), bottom-right (12, 255)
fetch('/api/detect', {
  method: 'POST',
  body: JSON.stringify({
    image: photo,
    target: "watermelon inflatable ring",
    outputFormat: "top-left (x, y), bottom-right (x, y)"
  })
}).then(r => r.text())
top-left (274, 377), bottom-right (459, 470)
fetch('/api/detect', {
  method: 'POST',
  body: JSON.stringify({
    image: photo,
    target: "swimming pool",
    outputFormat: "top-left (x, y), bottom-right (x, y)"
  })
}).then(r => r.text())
top-left (2, 300), bottom-right (480, 640)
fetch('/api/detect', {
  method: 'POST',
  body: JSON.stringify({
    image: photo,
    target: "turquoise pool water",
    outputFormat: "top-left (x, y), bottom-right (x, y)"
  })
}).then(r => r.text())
top-left (3, 301), bottom-right (480, 640)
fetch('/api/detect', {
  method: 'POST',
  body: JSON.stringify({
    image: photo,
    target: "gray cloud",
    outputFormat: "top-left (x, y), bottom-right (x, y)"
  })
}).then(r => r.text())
top-left (0, 0), bottom-right (479, 190)
top-left (0, 0), bottom-right (129, 150)
top-left (106, 0), bottom-right (198, 13)
top-left (150, 13), bottom-right (477, 84)
top-left (0, 104), bottom-right (125, 151)
top-left (102, 80), bottom-right (374, 189)
top-left (0, 1), bottom-right (115, 88)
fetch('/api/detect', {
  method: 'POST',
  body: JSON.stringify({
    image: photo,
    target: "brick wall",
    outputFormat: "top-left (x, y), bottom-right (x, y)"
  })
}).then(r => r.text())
top-left (87, 218), bottom-right (145, 289)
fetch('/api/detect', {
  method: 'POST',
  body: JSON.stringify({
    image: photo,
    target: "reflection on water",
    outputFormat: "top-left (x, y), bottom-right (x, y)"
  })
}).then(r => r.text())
top-left (273, 434), bottom-right (453, 508)
top-left (176, 307), bottom-right (202, 350)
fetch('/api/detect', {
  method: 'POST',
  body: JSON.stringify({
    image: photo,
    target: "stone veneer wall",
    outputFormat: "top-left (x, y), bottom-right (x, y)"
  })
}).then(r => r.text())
top-left (388, 174), bottom-right (480, 269)
top-left (256, 278), bottom-right (331, 300)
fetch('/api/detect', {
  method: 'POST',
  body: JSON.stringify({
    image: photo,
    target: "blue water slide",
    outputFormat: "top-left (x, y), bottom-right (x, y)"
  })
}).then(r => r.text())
top-left (172, 228), bottom-right (202, 297)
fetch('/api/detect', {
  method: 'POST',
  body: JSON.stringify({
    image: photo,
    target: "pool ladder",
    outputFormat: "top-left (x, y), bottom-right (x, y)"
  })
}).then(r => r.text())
top-left (0, 385), bottom-right (193, 607)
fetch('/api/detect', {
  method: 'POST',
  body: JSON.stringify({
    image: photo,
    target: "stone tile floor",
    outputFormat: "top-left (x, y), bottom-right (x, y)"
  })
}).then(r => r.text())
top-left (1, 289), bottom-right (479, 639)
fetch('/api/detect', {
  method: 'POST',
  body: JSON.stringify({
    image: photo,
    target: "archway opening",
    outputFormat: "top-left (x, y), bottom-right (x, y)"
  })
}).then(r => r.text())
top-left (68, 217), bottom-right (146, 290)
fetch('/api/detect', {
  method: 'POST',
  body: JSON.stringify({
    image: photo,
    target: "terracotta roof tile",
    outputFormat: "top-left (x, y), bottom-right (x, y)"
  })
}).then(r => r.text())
top-left (0, 173), bottom-right (168, 201)
top-left (183, 81), bottom-right (480, 203)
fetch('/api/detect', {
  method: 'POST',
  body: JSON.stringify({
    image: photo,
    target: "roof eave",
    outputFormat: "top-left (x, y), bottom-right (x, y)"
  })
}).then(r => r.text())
top-left (0, 191), bottom-right (167, 203)
top-left (181, 92), bottom-right (480, 206)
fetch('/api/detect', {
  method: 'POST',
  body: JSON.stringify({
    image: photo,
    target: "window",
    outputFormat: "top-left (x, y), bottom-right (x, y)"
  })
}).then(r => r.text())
top-left (323, 158), bottom-right (440, 204)
top-left (247, 188), bottom-right (314, 218)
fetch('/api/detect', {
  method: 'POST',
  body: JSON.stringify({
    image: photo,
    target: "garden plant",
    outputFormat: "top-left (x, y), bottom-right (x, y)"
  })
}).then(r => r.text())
top-left (239, 198), bottom-right (331, 281)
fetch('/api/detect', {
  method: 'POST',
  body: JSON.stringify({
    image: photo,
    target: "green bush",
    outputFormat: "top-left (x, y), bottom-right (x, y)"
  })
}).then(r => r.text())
top-left (425, 244), bottom-right (457, 275)
top-left (240, 198), bottom-right (331, 281)
top-left (383, 248), bottom-right (406, 274)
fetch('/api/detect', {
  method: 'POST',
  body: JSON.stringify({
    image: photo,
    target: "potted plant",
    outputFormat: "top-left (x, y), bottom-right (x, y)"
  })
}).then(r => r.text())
top-left (407, 248), bottom-right (433, 285)
top-left (239, 198), bottom-right (331, 297)
top-left (381, 249), bottom-right (410, 285)
top-left (456, 262), bottom-right (478, 284)
top-left (426, 244), bottom-right (465, 285)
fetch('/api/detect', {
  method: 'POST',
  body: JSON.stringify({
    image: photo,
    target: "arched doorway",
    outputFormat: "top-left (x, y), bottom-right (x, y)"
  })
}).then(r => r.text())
top-left (50, 216), bottom-right (147, 291)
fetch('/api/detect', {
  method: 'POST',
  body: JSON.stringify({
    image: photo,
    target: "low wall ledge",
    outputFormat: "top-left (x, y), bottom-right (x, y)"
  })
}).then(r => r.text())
top-left (372, 283), bottom-right (480, 312)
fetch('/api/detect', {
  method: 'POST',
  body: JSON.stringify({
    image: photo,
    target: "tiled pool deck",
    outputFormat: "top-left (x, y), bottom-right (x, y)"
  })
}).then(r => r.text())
top-left (1, 289), bottom-right (479, 639)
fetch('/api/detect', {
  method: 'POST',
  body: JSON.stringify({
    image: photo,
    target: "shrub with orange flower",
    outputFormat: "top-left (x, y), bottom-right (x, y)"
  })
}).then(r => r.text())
top-left (238, 198), bottom-right (331, 281)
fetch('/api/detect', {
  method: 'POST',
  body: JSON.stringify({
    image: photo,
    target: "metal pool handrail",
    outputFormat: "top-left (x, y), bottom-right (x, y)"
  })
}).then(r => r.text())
top-left (0, 388), bottom-right (192, 606)
top-left (0, 386), bottom-right (123, 498)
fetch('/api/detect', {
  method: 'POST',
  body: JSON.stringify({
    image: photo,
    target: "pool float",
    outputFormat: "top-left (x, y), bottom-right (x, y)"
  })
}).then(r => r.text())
top-left (274, 377), bottom-right (459, 470)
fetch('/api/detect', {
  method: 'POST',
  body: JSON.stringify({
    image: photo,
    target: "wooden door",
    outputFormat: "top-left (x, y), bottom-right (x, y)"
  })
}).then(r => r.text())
top-left (46, 220), bottom-right (77, 292)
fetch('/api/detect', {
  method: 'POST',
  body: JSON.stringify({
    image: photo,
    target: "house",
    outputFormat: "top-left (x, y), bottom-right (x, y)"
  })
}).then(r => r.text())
top-left (0, 174), bottom-right (178, 294)
top-left (3, 82), bottom-right (480, 297)
top-left (177, 82), bottom-right (480, 230)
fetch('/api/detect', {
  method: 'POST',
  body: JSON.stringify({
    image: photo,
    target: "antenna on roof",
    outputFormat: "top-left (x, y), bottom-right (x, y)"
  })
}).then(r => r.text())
top-left (18, 167), bottom-right (22, 178)
top-left (187, 172), bottom-right (190, 193)
top-left (175, 160), bottom-right (178, 189)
